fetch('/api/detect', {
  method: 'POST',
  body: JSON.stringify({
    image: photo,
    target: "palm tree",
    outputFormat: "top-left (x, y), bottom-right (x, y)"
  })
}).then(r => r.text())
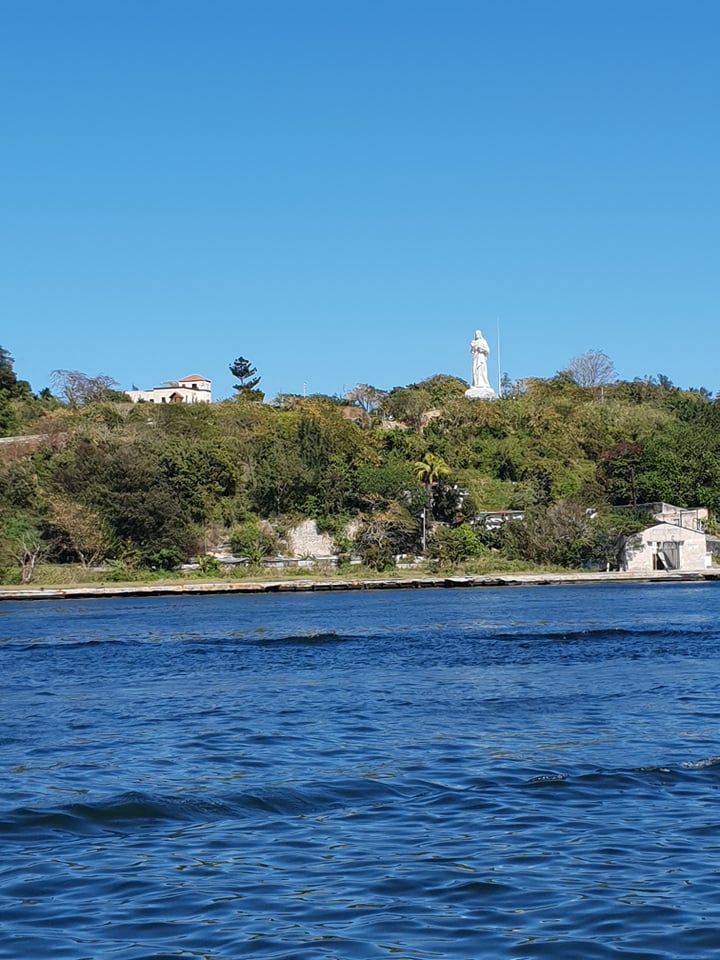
top-left (414, 453), bottom-right (451, 552)
top-left (414, 452), bottom-right (451, 486)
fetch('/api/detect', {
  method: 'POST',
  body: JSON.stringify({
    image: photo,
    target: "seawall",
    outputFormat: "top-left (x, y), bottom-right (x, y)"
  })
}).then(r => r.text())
top-left (2, 569), bottom-right (720, 602)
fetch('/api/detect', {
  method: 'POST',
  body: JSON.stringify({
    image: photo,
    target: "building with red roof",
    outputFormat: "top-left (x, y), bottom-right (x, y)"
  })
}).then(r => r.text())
top-left (125, 375), bottom-right (211, 405)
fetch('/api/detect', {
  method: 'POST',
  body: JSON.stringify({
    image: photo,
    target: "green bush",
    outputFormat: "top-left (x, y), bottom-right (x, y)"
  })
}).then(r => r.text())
top-left (198, 554), bottom-right (223, 575)
top-left (360, 544), bottom-right (395, 572)
top-left (428, 524), bottom-right (487, 566)
top-left (230, 518), bottom-right (278, 562)
top-left (0, 565), bottom-right (20, 585)
top-left (148, 548), bottom-right (183, 570)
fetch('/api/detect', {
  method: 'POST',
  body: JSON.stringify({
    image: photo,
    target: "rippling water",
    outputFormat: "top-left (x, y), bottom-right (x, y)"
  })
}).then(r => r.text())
top-left (2, 582), bottom-right (720, 959)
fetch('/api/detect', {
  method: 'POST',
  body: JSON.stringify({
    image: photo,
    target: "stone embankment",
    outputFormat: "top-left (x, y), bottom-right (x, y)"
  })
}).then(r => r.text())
top-left (0, 432), bottom-right (65, 463)
top-left (2, 569), bottom-right (720, 602)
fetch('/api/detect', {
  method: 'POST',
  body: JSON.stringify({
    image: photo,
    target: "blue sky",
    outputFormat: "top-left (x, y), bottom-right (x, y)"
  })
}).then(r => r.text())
top-left (2, 0), bottom-right (718, 400)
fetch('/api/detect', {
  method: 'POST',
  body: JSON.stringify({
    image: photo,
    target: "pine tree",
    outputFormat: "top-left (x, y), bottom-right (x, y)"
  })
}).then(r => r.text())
top-left (229, 356), bottom-right (263, 401)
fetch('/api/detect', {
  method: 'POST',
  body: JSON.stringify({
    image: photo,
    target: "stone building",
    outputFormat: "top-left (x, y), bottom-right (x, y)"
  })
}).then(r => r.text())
top-left (621, 521), bottom-right (710, 572)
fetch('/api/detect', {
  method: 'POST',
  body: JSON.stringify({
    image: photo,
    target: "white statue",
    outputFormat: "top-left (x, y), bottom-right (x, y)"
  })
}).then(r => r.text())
top-left (465, 329), bottom-right (496, 400)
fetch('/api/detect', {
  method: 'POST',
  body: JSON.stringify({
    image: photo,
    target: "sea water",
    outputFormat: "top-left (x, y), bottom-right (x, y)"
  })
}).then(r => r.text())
top-left (1, 583), bottom-right (720, 959)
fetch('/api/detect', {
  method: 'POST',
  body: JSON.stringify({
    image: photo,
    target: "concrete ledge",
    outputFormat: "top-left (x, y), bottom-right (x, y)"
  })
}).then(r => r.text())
top-left (2, 568), bottom-right (720, 602)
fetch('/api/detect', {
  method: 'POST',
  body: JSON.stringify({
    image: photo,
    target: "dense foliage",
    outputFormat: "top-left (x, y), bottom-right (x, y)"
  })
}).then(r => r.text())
top-left (0, 346), bottom-right (717, 582)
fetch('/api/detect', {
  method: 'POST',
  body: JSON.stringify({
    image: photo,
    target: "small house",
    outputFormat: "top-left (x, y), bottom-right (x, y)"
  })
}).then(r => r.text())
top-left (621, 521), bottom-right (711, 572)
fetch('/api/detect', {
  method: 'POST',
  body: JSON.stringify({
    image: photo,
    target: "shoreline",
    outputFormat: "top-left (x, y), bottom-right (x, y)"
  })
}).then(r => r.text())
top-left (2, 568), bottom-right (720, 601)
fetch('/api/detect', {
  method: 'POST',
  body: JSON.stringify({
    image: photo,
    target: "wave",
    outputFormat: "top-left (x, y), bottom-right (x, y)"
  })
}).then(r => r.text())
top-left (252, 623), bottom-right (717, 648)
top-left (4, 754), bottom-right (719, 840)
top-left (680, 755), bottom-right (720, 769)
top-left (0, 620), bottom-right (720, 651)
top-left (4, 619), bottom-right (717, 650)
top-left (484, 623), bottom-right (716, 645)
top-left (0, 630), bottom-right (376, 649)
top-left (252, 631), bottom-right (357, 647)
top-left (0, 777), bottom-right (409, 839)
top-left (521, 755), bottom-right (720, 792)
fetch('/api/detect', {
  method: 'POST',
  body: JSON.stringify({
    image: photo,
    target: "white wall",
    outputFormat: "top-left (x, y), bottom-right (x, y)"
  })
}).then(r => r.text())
top-left (125, 384), bottom-right (211, 404)
top-left (623, 523), bottom-right (708, 572)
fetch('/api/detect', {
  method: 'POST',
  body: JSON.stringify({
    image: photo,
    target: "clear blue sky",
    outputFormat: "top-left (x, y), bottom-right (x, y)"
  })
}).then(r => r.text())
top-left (2, 0), bottom-right (718, 400)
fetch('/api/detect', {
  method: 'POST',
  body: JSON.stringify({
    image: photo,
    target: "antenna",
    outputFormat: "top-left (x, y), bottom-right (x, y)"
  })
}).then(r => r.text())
top-left (496, 318), bottom-right (501, 395)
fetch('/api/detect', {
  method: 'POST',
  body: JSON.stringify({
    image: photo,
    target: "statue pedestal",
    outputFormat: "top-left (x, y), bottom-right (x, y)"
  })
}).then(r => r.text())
top-left (465, 385), bottom-right (496, 400)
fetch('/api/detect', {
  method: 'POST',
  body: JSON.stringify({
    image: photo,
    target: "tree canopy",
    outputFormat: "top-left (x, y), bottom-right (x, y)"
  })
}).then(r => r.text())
top-left (564, 350), bottom-right (616, 390)
top-left (0, 343), bottom-right (717, 582)
top-left (229, 356), bottom-right (263, 401)
top-left (0, 346), bottom-right (34, 436)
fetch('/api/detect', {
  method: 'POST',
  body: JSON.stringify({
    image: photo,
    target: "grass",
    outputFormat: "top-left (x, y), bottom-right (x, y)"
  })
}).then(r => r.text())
top-left (3, 556), bottom-right (572, 591)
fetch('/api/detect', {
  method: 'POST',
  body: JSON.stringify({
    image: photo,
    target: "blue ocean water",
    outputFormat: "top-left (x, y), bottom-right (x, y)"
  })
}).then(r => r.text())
top-left (2, 582), bottom-right (720, 959)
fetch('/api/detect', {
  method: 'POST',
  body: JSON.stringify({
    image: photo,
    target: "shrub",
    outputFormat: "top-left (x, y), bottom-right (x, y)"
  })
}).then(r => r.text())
top-left (360, 544), bottom-right (395, 572)
top-left (198, 554), bottom-right (223, 575)
top-left (0, 565), bottom-right (20, 585)
top-left (428, 524), bottom-right (487, 566)
top-left (230, 518), bottom-right (278, 562)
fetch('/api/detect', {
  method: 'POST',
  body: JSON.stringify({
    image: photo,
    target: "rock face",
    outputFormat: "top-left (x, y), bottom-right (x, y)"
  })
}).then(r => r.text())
top-left (286, 519), bottom-right (335, 557)
top-left (465, 330), bottom-right (496, 400)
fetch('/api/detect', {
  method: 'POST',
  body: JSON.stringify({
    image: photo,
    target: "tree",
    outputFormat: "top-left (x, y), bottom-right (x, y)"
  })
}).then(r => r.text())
top-left (354, 501), bottom-right (418, 569)
top-left (229, 357), bottom-right (263, 401)
top-left (49, 437), bottom-right (200, 565)
top-left (159, 438), bottom-right (243, 521)
top-left (0, 460), bottom-right (41, 511)
top-left (501, 500), bottom-right (589, 567)
top-left (47, 496), bottom-right (114, 567)
top-left (0, 347), bottom-right (33, 435)
top-left (583, 509), bottom-right (647, 570)
top-left (355, 456), bottom-right (422, 509)
top-left (414, 452), bottom-right (451, 487)
top-left (636, 418), bottom-right (720, 513)
top-left (597, 442), bottom-right (644, 506)
top-left (414, 374), bottom-right (468, 406)
top-left (0, 512), bottom-right (47, 583)
top-left (431, 478), bottom-right (465, 523)
top-left (414, 452), bottom-right (451, 551)
top-left (50, 369), bottom-right (121, 406)
top-left (0, 347), bottom-right (15, 379)
top-left (382, 386), bottom-right (433, 433)
top-left (230, 517), bottom-right (278, 562)
top-left (565, 350), bottom-right (616, 390)
top-left (499, 372), bottom-right (515, 399)
top-left (499, 499), bottom-right (642, 569)
top-left (345, 384), bottom-right (387, 426)
top-left (428, 524), bottom-right (487, 566)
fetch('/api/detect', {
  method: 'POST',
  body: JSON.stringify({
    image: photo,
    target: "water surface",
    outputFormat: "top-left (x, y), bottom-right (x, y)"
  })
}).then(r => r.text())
top-left (2, 583), bottom-right (720, 958)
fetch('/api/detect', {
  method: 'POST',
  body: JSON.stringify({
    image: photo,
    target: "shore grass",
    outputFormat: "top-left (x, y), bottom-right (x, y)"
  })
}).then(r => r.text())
top-left (7, 556), bottom-right (569, 591)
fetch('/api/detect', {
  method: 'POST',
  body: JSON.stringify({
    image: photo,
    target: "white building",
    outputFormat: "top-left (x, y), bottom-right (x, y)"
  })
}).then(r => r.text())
top-left (125, 375), bottom-right (211, 405)
top-left (634, 502), bottom-right (707, 532)
top-left (621, 521), bottom-right (711, 572)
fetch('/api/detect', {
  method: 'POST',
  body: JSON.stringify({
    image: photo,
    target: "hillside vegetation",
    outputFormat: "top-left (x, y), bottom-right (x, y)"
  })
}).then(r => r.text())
top-left (1, 347), bottom-right (717, 584)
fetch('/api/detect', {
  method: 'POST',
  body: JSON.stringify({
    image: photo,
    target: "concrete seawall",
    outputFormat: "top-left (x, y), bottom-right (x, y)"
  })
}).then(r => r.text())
top-left (2, 569), bottom-right (720, 602)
